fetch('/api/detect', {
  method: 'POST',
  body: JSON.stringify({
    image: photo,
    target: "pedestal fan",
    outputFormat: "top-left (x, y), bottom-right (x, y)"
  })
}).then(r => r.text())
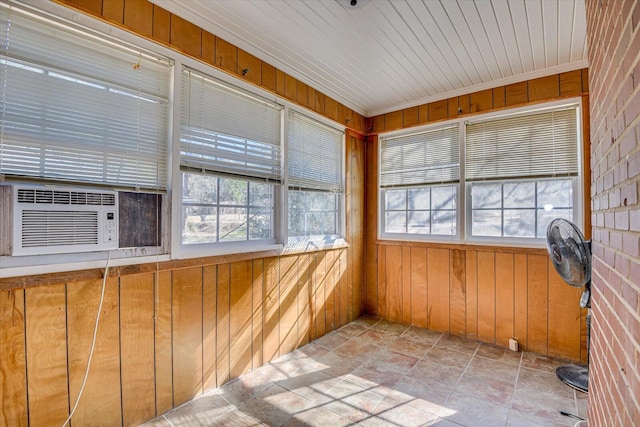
top-left (546, 218), bottom-right (590, 393)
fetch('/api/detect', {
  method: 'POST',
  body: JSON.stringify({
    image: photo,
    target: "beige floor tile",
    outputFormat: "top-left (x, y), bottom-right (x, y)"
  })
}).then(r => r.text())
top-left (520, 352), bottom-right (571, 373)
top-left (400, 326), bottom-right (443, 345)
top-left (371, 319), bottom-right (411, 336)
top-left (435, 334), bottom-right (480, 354)
top-left (282, 406), bottom-right (353, 427)
top-left (475, 343), bottom-right (522, 366)
top-left (141, 317), bottom-right (584, 427)
top-left (388, 337), bottom-right (434, 359)
top-left (443, 392), bottom-right (510, 427)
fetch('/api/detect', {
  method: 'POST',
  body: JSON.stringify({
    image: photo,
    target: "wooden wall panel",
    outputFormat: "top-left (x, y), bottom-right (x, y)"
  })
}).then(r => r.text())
top-left (339, 249), bottom-right (349, 326)
top-left (401, 246), bottom-right (412, 324)
top-left (427, 248), bottom-right (450, 331)
top-left (324, 250), bottom-right (337, 332)
top-left (263, 258), bottom-right (280, 361)
top-left (0, 290), bottom-right (27, 427)
top-left (25, 285), bottom-right (68, 427)
top-left (369, 244), bottom-right (584, 361)
top-left (151, 5), bottom-right (170, 44)
top-left (172, 267), bottom-right (203, 406)
top-left (465, 251), bottom-right (478, 339)
top-left (252, 259), bottom-right (264, 369)
top-left (279, 256), bottom-right (299, 356)
top-left (495, 253), bottom-right (515, 347)
top-left (449, 249), bottom-right (466, 335)
top-left (410, 247), bottom-right (428, 328)
top-left (230, 261), bottom-right (253, 378)
top-left (203, 265), bottom-right (217, 390)
top-left (216, 38), bottom-right (238, 74)
top-left (67, 278), bottom-right (121, 427)
top-left (377, 246), bottom-right (387, 319)
top-left (476, 252), bottom-right (496, 342)
top-left (102, 0), bottom-right (124, 24)
top-left (297, 254), bottom-right (312, 347)
top-left (216, 264), bottom-right (230, 385)
top-left (238, 49), bottom-right (262, 86)
top-left (155, 271), bottom-right (173, 414)
top-left (547, 263), bottom-right (582, 360)
top-left (385, 245), bottom-right (403, 322)
top-left (513, 254), bottom-right (528, 348)
top-left (364, 137), bottom-right (379, 315)
top-left (313, 252), bottom-right (326, 338)
top-left (170, 14), bottom-right (201, 58)
top-left (120, 273), bottom-right (156, 426)
top-left (526, 255), bottom-right (549, 354)
top-left (123, 0), bottom-right (152, 37)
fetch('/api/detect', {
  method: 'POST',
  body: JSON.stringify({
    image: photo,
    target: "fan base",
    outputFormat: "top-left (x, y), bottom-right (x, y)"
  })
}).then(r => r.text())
top-left (556, 365), bottom-right (588, 393)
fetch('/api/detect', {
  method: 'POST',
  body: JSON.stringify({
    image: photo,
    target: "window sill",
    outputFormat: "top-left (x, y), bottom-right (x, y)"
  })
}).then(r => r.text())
top-left (282, 237), bottom-right (348, 255)
top-left (375, 238), bottom-right (548, 255)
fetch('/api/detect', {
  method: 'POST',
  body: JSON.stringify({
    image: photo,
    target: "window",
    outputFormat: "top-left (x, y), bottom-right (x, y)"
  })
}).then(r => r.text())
top-left (378, 102), bottom-right (581, 245)
top-left (287, 110), bottom-right (344, 240)
top-left (180, 67), bottom-right (283, 247)
top-left (379, 125), bottom-right (459, 238)
top-left (0, 5), bottom-right (171, 190)
top-left (466, 106), bottom-right (579, 242)
top-left (182, 173), bottom-right (273, 244)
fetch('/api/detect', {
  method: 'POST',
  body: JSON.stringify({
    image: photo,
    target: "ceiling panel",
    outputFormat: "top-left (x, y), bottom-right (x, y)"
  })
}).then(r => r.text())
top-left (151, 0), bottom-right (588, 117)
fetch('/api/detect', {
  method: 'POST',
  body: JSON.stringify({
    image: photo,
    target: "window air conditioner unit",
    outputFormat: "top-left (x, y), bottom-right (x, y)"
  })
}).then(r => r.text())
top-left (3, 185), bottom-right (119, 256)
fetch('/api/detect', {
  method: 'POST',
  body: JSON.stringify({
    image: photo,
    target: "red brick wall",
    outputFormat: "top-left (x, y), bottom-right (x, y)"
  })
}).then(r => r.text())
top-left (586, 0), bottom-right (640, 425)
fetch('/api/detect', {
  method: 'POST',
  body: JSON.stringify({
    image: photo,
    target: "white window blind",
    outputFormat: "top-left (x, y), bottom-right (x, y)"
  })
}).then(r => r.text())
top-left (288, 110), bottom-right (344, 192)
top-left (380, 125), bottom-right (459, 188)
top-left (180, 67), bottom-right (283, 182)
top-left (0, 5), bottom-right (171, 190)
top-left (465, 106), bottom-right (578, 181)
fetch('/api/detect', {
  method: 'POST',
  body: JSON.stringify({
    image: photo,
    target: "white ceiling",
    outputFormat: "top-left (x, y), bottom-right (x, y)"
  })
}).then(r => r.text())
top-left (152, 0), bottom-right (588, 117)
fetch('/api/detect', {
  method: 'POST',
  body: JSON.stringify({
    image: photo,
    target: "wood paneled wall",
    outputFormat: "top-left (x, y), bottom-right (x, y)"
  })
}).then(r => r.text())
top-left (367, 243), bottom-right (588, 363)
top-left (0, 133), bottom-right (364, 427)
top-left (364, 73), bottom-right (591, 364)
top-left (366, 69), bottom-right (589, 134)
top-left (54, 0), bottom-right (366, 134)
top-left (0, 252), bottom-right (356, 426)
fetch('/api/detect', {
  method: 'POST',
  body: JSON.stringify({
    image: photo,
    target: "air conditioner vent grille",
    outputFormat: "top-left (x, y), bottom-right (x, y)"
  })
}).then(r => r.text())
top-left (17, 189), bottom-right (116, 206)
top-left (21, 210), bottom-right (99, 247)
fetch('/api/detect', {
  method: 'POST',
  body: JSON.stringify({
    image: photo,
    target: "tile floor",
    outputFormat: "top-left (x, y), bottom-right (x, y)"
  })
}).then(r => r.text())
top-left (142, 316), bottom-right (588, 427)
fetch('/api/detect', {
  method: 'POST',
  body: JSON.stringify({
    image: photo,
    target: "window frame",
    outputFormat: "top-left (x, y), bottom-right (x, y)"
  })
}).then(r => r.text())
top-left (377, 98), bottom-right (585, 248)
top-left (284, 107), bottom-right (347, 250)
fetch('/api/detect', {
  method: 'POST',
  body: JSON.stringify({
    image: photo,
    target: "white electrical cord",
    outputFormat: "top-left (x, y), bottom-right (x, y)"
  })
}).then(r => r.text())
top-left (62, 250), bottom-right (112, 427)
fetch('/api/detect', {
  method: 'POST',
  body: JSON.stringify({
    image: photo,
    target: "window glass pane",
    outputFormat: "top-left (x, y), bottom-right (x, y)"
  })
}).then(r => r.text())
top-left (538, 180), bottom-right (573, 209)
top-left (249, 182), bottom-right (273, 207)
top-left (219, 207), bottom-right (248, 241)
top-left (504, 209), bottom-right (536, 237)
top-left (182, 173), bottom-right (217, 204)
top-left (385, 211), bottom-right (406, 233)
top-left (432, 185), bottom-right (457, 210)
top-left (408, 188), bottom-right (430, 210)
top-left (219, 177), bottom-right (248, 205)
top-left (471, 184), bottom-right (501, 208)
top-left (249, 208), bottom-right (272, 239)
top-left (288, 190), bottom-right (338, 237)
top-left (504, 182), bottom-right (535, 208)
top-left (183, 207), bottom-right (217, 244)
top-left (386, 189), bottom-right (406, 210)
top-left (472, 210), bottom-right (502, 236)
top-left (431, 210), bottom-right (456, 235)
top-left (408, 211), bottom-right (430, 234)
top-left (537, 208), bottom-right (573, 238)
